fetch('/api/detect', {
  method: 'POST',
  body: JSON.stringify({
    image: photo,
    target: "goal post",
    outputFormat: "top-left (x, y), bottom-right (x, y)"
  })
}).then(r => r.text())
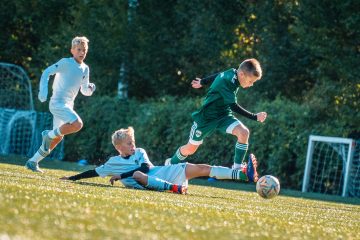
top-left (302, 135), bottom-right (357, 197)
top-left (0, 62), bottom-right (64, 160)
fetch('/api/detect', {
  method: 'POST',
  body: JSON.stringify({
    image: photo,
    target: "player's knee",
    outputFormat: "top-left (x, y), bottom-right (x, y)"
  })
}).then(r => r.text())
top-left (72, 120), bottom-right (83, 132)
top-left (133, 171), bottom-right (146, 183)
top-left (182, 144), bottom-right (199, 155)
top-left (238, 126), bottom-right (250, 138)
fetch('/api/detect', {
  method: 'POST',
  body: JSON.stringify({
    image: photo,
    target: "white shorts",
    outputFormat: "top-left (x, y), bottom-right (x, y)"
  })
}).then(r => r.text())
top-left (49, 100), bottom-right (80, 129)
top-left (148, 163), bottom-right (188, 186)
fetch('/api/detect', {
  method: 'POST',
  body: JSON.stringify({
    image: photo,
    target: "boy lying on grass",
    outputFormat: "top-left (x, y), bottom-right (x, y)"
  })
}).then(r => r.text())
top-left (61, 127), bottom-right (258, 194)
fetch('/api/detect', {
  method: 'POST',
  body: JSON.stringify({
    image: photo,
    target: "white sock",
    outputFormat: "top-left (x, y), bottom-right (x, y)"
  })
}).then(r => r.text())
top-left (233, 163), bottom-right (243, 169)
top-left (209, 166), bottom-right (232, 179)
top-left (146, 176), bottom-right (172, 191)
top-left (28, 147), bottom-right (49, 163)
top-left (210, 166), bottom-right (247, 181)
top-left (48, 128), bottom-right (63, 139)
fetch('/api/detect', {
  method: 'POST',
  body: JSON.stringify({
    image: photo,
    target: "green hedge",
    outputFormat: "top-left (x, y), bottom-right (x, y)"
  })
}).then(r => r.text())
top-left (64, 95), bottom-right (351, 190)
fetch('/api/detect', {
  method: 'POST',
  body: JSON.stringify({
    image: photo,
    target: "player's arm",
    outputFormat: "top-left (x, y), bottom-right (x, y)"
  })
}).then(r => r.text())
top-left (110, 163), bottom-right (150, 185)
top-left (38, 59), bottom-right (65, 102)
top-left (60, 169), bottom-right (99, 181)
top-left (191, 72), bottom-right (220, 88)
top-left (230, 103), bottom-right (258, 121)
top-left (80, 67), bottom-right (96, 96)
top-left (120, 163), bottom-right (150, 179)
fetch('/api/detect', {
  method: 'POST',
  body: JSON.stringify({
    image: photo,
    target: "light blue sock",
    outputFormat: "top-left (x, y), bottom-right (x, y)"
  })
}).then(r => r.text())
top-left (146, 176), bottom-right (172, 191)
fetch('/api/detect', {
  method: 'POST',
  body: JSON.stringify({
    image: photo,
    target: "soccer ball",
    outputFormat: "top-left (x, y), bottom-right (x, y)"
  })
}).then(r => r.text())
top-left (256, 175), bottom-right (280, 199)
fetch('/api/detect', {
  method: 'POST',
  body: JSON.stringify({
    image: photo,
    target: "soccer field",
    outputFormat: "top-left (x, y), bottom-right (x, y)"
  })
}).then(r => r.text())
top-left (0, 157), bottom-right (359, 240)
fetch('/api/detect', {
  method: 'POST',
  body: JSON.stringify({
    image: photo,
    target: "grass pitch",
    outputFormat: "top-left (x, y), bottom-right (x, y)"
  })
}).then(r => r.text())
top-left (0, 156), bottom-right (359, 240)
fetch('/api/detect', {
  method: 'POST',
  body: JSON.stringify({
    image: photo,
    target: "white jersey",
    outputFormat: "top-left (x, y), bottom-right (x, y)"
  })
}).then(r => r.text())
top-left (95, 148), bottom-right (154, 189)
top-left (39, 57), bottom-right (93, 103)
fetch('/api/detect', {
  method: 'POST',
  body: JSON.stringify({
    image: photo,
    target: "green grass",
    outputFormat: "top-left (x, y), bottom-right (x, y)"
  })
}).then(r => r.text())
top-left (1, 155), bottom-right (359, 240)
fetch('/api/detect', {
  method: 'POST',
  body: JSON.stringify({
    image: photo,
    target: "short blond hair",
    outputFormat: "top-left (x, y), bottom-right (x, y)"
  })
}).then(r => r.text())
top-left (111, 127), bottom-right (135, 147)
top-left (239, 58), bottom-right (262, 79)
top-left (71, 36), bottom-right (89, 49)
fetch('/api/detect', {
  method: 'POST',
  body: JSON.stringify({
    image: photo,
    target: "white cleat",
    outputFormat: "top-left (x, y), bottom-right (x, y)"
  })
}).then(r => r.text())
top-left (25, 160), bottom-right (44, 173)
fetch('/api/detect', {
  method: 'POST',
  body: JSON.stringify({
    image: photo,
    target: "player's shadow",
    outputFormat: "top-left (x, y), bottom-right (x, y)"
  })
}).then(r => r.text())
top-left (190, 178), bottom-right (256, 193)
top-left (74, 181), bottom-right (119, 188)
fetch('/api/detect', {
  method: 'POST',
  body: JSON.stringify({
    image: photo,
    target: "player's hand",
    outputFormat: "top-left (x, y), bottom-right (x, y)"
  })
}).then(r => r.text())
top-left (110, 175), bottom-right (121, 185)
top-left (191, 78), bottom-right (202, 89)
top-left (60, 176), bottom-right (70, 180)
top-left (256, 112), bottom-right (267, 123)
top-left (89, 83), bottom-right (96, 92)
top-left (38, 92), bottom-right (47, 102)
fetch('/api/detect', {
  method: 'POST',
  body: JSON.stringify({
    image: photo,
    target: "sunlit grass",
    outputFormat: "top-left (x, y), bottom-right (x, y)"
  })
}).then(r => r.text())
top-left (0, 156), bottom-right (359, 240)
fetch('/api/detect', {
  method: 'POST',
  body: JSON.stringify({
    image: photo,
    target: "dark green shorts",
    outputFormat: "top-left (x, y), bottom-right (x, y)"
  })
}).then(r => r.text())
top-left (188, 116), bottom-right (241, 145)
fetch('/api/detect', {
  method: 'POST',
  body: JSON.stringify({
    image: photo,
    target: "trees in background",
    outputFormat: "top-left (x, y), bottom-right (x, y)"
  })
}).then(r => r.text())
top-left (0, 0), bottom-right (358, 188)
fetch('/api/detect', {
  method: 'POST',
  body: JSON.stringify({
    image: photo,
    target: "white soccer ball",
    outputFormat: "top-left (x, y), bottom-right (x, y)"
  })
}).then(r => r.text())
top-left (256, 175), bottom-right (280, 199)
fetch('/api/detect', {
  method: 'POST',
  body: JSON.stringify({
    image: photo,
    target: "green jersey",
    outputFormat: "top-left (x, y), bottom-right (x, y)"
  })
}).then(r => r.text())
top-left (192, 68), bottom-right (239, 123)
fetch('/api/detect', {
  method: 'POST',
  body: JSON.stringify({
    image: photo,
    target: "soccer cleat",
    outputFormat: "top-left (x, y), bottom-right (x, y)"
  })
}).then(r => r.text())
top-left (246, 153), bottom-right (259, 182)
top-left (164, 158), bottom-right (171, 166)
top-left (169, 184), bottom-right (187, 194)
top-left (25, 160), bottom-right (44, 173)
top-left (41, 130), bottom-right (52, 153)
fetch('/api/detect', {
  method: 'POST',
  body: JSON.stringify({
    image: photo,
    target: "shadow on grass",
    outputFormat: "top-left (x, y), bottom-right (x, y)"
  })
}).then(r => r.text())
top-left (74, 181), bottom-right (117, 188)
top-left (190, 178), bottom-right (360, 205)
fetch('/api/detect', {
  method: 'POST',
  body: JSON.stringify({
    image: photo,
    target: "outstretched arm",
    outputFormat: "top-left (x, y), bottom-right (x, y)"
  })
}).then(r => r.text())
top-left (60, 169), bottom-right (99, 181)
top-left (191, 72), bottom-right (220, 89)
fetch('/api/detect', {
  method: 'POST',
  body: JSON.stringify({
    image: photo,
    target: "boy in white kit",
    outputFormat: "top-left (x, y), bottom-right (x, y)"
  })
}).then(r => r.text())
top-left (26, 36), bottom-right (96, 173)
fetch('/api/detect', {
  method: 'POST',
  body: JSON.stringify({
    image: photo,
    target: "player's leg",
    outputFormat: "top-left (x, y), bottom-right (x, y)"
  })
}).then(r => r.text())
top-left (219, 117), bottom-right (249, 169)
top-left (167, 142), bottom-right (199, 165)
top-left (133, 171), bottom-right (186, 194)
top-left (42, 102), bottom-right (82, 152)
top-left (185, 163), bottom-right (250, 182)
top-left (168, 121), bottom-right (212, 165)
top-left (25, 116), bottom-right (65, 172)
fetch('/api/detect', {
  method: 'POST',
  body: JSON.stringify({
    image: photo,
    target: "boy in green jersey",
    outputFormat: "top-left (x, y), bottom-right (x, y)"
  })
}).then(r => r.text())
top-left (166, 59), bottom-right (267, 182)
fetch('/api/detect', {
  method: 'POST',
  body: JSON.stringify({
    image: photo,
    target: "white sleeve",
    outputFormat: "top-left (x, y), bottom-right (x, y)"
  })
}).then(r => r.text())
top-left (38, 58), bottom-right (65, 102)
top-left (95, 163), bottom-right (127, 178)
top-left (80, 67), bottom-right (95, 96)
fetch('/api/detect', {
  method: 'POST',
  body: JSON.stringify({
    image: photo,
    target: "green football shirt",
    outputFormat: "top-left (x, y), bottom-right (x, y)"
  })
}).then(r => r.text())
top-left (192, 68), bottom-right (239, 123)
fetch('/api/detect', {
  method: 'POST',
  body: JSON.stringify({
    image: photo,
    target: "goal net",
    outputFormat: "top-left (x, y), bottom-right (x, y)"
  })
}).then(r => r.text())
top-left (0, 63), bottom-right (64, 160)
top-left (302, 135), bottom-right (359, 197)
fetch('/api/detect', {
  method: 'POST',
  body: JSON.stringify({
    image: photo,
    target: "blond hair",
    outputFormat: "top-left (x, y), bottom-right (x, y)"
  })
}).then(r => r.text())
top-left (111, 127), bottom-right (135, 147)
top-left (239, 58), bottom-right (262, 79)
top-left (71, 36), bottom-right (89, 49)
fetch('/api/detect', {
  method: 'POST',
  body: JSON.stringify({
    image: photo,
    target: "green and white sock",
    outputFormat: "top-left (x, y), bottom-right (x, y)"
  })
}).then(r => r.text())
top-left (233, 142), bottom-right (248, 168)
top-left (170, 148), bottom-right (187, 164)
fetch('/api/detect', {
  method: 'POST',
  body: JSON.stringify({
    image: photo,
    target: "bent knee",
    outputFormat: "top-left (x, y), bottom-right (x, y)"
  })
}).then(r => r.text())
top-left (72, 120), bottom-right (83, 131)
top-left (132, 171), bottom-right (145, 181)
top-left (236, 126), bottom-right (250, 138)
top-left (182, 143), bottom-right (199, 156)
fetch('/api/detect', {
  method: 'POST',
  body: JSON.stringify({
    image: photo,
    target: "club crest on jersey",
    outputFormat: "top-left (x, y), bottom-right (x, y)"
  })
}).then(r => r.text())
top-left (195, 130), bottom-right (202, 137)
top-left (135, 159), bottom-right (139, 165)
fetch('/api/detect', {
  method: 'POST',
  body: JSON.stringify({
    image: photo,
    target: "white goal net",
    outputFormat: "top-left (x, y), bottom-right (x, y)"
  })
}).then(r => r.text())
top-left (302, 135), bottom-right (359, 197)
top-left (0, 63), bottom-right (64, 159)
